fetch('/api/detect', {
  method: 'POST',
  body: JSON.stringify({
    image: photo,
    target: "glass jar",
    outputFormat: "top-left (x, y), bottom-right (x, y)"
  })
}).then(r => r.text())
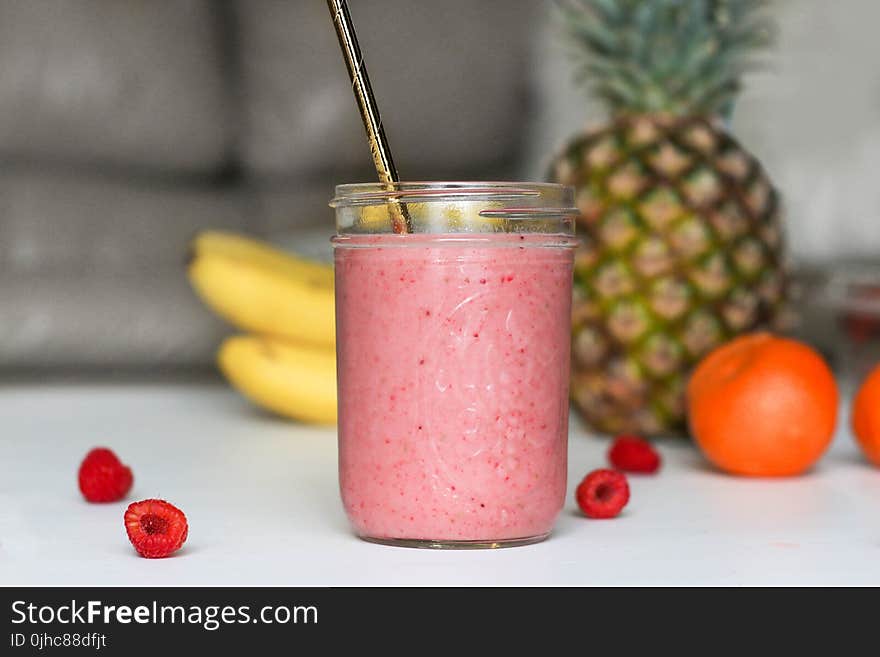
top-left (330, 182), bottom-right (578, 548)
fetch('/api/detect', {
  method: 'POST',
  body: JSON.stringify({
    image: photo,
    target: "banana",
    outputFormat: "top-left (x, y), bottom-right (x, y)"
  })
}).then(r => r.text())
top-left (187, 231), bottom-right (335, 347)
top-left (190, 231), bottom-right (334, 284)
top-left (218, 335), bottom-right (337, 425)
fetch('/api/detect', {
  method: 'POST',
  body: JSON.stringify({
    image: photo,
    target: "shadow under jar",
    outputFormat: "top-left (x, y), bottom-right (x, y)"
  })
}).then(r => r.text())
top-left (330, 182), bottom-right (578, 548)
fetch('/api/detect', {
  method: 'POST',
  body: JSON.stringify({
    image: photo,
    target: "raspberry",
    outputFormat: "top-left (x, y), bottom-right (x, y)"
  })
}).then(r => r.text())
top-left (576, 469), bottom-right (630, 519)
top-left (608, 435), bottom-right (661, 474)
top-left (124, 499), bottom-right (188, 559)
top-left (78, 448), bottom-right (133, 503)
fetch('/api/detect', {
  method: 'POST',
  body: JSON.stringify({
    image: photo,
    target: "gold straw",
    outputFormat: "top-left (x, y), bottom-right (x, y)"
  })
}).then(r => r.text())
top-left (326, 0), bottom-right (412, 234)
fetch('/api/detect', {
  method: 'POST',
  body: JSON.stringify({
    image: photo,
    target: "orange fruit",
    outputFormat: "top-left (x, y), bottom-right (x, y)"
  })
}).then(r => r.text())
top-left (853, 363), bottom-right (880, 466)
top-left (686, 332), bottom-right (838, 476)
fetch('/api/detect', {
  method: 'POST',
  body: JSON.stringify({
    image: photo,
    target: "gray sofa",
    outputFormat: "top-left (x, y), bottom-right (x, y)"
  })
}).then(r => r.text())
top-left (0, 0), bottom-right (538, 372)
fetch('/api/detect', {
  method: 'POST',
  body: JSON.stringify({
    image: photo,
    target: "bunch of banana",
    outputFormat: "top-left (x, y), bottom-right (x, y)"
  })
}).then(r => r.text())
top-left (186, 230), bottom-right (337, 424)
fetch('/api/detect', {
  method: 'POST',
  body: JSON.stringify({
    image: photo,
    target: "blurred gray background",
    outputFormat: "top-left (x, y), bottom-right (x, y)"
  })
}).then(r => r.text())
top-left (0, 0), bottom-right (877, 373)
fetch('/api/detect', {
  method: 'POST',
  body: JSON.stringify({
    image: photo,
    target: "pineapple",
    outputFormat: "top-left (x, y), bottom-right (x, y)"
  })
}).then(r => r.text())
top-left (551, 0), bottom-right (787, 436)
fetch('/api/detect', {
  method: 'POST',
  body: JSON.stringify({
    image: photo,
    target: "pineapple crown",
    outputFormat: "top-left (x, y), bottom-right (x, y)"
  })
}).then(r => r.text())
top-left (557, 0), bottom-right (774, 117)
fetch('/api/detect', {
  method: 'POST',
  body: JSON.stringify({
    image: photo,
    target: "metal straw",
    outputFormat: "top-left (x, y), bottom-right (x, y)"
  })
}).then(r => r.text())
top-left (326, 0), bottom-right (412, 234)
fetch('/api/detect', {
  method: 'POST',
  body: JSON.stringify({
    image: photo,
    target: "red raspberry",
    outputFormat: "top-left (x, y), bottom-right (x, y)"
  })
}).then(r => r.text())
top-left (608, 435), bottom-right (661, 473)
top-left (78, 448), bottom-right (133, 503)
top-left (576, 469), bottom-right (630, 519)
top-left (124, 499), bottom-right (188, 559)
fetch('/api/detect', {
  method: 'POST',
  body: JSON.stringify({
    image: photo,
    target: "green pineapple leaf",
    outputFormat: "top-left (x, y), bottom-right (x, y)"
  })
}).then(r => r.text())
top-left (555, 0), bottom-right (775, 117)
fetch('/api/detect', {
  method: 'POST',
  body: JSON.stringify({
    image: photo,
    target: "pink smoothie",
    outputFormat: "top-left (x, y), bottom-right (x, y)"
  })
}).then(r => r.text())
top-left (334, 233), bottom-right (575, 543)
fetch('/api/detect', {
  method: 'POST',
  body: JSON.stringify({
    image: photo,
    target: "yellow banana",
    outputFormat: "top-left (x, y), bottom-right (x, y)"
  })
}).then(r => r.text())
top-left (187, 231), bottom-right (335, 347)
top-left (191, 231), bottom-right (334, 284)
top-left (218, 335), bottom-right (337, 425)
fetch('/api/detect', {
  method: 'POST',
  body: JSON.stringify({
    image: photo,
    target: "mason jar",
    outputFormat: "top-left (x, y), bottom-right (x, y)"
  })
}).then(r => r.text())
top-left (330, 182), bottom-right (577, 548)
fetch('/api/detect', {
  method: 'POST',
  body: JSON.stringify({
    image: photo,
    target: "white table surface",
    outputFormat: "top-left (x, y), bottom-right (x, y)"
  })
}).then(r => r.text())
top-left (1, 382), bottom-right (878, 586)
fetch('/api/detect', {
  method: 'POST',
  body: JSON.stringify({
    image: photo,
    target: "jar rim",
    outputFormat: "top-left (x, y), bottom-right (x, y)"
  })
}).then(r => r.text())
top-left (329, 181), bottom-right (575, 208)
top-left (330, 181), bottom-right (578, 236)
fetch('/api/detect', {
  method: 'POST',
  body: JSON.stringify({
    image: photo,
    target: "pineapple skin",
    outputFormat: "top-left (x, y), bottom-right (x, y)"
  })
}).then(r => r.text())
top-left (553, 115), bottom-right (788, 437)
